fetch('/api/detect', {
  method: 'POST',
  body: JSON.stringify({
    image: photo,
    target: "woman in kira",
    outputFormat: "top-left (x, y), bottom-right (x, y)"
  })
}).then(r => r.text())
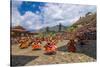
top-left (67, 39), bottom-right (76, 52)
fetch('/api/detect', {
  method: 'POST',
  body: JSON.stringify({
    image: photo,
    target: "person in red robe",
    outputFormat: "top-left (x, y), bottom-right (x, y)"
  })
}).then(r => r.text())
top-left (67, 39), bottom-right (76, 52)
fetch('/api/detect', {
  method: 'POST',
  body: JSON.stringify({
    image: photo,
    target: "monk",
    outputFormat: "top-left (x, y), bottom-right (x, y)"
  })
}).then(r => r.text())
top-left (67, 39), bottom-right (76, 52)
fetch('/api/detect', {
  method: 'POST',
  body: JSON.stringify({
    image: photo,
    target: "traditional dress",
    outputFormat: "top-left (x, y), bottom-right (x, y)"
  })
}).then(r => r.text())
top-left (67, 40), bottom-right (76, 52)
top-left (32, 42), bottom-right (41, 50)
top-left (19, 41), bottom-right (29, 49)
top-left (44, 43), bottom-right (57, 54)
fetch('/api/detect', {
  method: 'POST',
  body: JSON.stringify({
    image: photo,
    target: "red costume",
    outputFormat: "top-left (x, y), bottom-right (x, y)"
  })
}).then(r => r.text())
top-left (44, 43), bottom-right (57, 54)
top-left (67, 40), bottom-right (76, 52)
top-left (32, 42), bottom-right (41, 50)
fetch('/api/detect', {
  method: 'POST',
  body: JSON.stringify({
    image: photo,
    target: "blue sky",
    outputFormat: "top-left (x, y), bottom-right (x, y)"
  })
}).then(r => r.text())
top-left (11, 1), bottom-right (96, 30)
top-left (18, 1), bottom-right (45, 15)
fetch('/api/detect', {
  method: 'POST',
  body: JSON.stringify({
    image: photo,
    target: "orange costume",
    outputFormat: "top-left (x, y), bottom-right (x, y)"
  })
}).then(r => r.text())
top-left (44, 43), bottom-right (57, 54)
top-left (32, 42), bottom-right (41, 50)
top-left (19, 38), bottom-right (29, 49)
top-left (67, 40), bottom-right (76, 52)
top-left (19, 41), bottom-right (29, 49)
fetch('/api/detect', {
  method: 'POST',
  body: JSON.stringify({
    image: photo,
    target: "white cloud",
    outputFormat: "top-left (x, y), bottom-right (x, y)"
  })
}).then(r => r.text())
top-left (12, 1), bottom-right (42, 30)
top-left (11, 1), bottom-right (23, 26)
top-left (26, 21), bottom-right (33, 25)
top-left (12, 7), bottom-right (22, 26)
top-left (12, 10), bottom-right (43, 30)
top-left (12, 1), bottom-right (96, 30)
top-left (42, 3), bottom-right (96, 27)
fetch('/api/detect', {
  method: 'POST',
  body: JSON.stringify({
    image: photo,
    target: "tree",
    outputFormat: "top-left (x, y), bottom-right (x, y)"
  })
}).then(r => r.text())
top-left (46, 26), bottom-right (49, 32)
top-left (58, 23), bottom-right (62, 32)
top-left (85, 12), bottom-right (92, 16)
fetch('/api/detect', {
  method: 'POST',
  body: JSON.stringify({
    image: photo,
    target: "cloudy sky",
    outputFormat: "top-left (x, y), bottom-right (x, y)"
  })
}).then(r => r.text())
top-left (11, 0), bottom-right (96, 30)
